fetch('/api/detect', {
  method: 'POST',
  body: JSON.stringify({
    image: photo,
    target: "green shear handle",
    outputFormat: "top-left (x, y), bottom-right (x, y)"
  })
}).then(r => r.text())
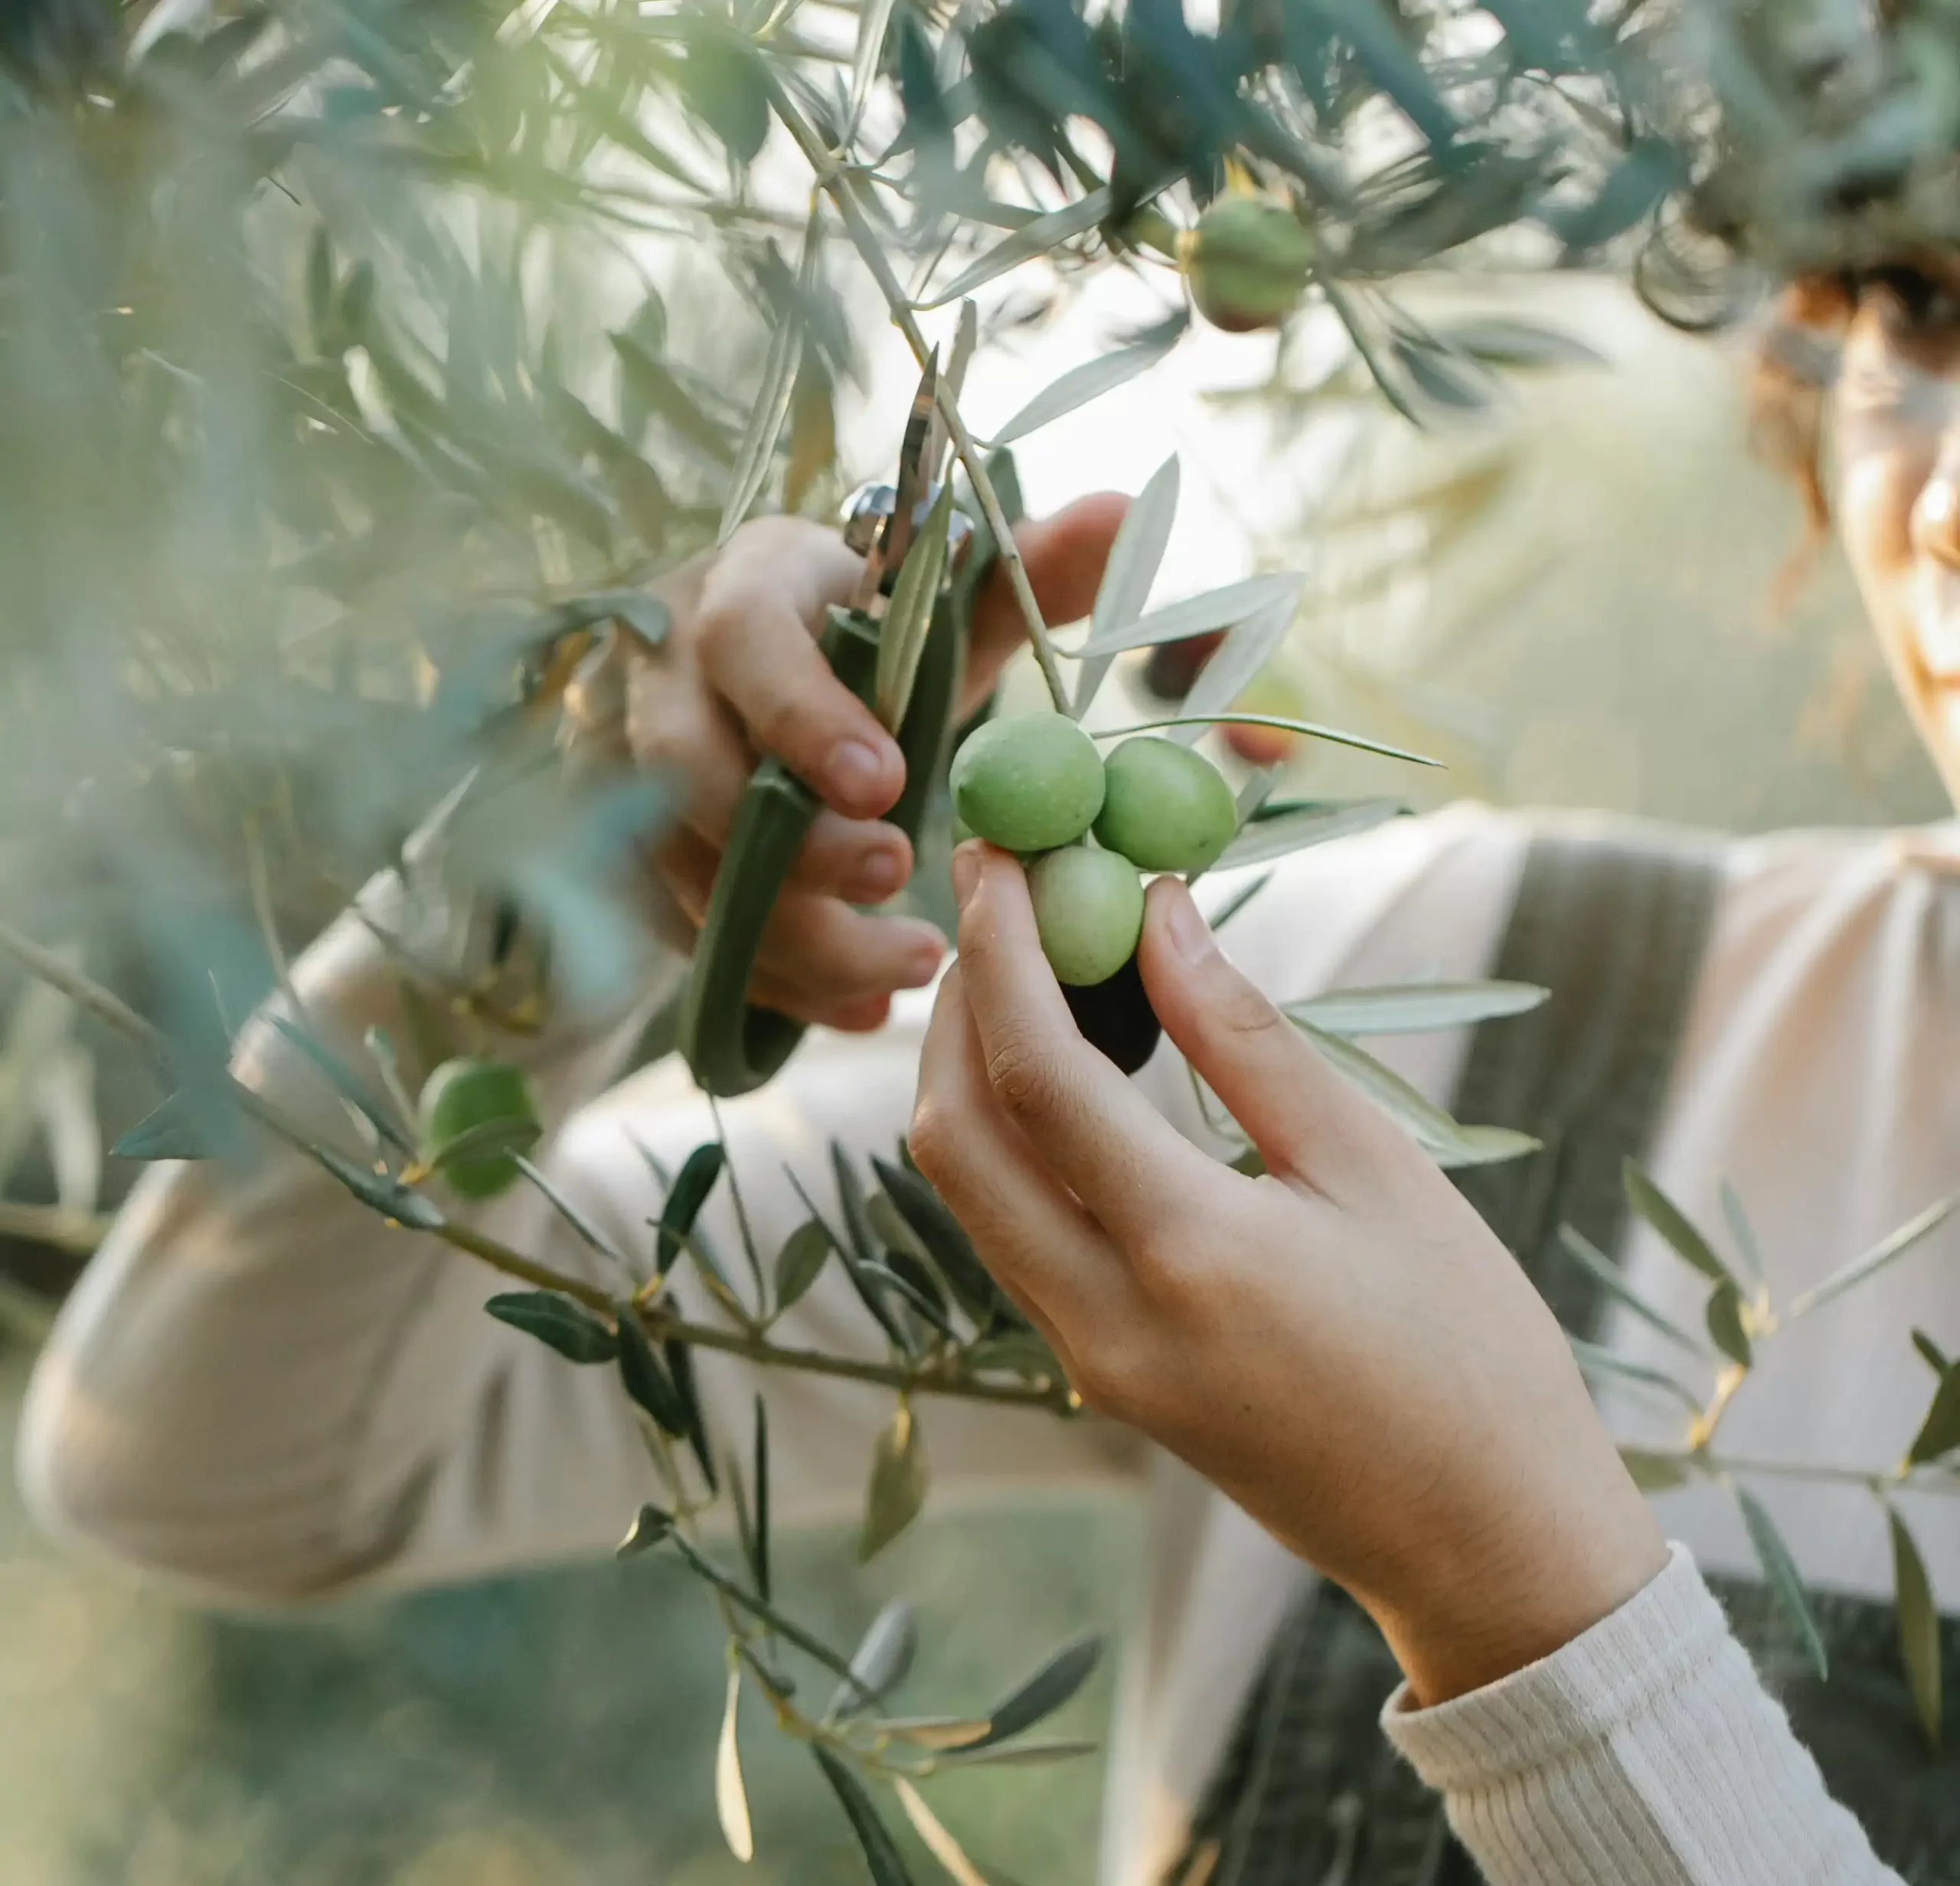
top-left (677, 454), bottom-right (1023, 1099)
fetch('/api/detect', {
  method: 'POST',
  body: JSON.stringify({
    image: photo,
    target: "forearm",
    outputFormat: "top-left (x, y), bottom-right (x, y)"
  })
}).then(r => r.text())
top-left (1382, 1545), bottom-right (1902, 1886)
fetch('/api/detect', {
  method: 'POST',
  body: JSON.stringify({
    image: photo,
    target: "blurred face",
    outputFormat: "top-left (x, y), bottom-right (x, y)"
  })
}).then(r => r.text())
top-left (1827, 258), bottom-right (1960, 804)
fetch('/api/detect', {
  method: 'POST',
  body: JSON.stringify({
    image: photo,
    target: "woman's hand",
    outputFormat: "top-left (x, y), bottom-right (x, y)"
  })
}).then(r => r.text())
top-left (610, 499), bottom-right (1125, 1034)
top-left (909, 842), bottom-right (1669, 1705)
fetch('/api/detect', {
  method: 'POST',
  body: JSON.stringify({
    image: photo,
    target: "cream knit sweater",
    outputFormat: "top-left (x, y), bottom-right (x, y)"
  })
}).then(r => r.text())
top-left (21, 802), bottom-right (1952, 1884)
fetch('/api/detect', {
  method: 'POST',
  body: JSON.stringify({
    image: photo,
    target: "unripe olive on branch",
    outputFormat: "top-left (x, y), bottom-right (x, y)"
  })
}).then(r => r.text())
top-left (1027, 845), bottom-right (1145, 987)
top-left (1095, 737), bottom-right (1237, 873)
top-left (1182, 193), bottom-right (1314, 333)
top-left (418, 1057), bottom-right (541, 1200)
top-left (949, 711), bottom-right (1105, 853)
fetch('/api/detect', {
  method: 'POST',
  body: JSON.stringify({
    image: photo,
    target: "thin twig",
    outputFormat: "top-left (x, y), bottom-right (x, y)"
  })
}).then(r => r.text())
top-left (764, 76), bottom-right (1071, 712)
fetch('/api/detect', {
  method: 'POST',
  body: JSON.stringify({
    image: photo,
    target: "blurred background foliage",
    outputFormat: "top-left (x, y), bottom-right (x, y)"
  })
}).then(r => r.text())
top-left (2, 0), bottom-right (1956, 1878)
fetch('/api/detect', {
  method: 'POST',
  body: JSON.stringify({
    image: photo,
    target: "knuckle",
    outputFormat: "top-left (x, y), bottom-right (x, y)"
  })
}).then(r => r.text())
top-left (1212, 973), bottom-right (1289, 1046)
top-left (1070, 1338), bottom-right (1157, 1424)
top-left (906, 1097), bottom-right (961, 1184)
top-left (984, 1025), bottom-right (1065, 1121)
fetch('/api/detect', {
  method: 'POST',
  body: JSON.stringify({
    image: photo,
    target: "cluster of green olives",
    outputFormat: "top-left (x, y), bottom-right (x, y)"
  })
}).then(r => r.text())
top-left (949, 713), bottom-right (1236, 989)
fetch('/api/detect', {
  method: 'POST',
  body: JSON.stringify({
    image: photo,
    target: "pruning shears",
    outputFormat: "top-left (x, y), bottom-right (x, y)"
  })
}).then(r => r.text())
top-left (677, 358), bottom-right (1022, 1098)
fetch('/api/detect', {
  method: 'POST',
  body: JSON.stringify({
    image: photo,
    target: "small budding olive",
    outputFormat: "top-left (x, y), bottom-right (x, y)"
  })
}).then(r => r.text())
top-left (1184, 194), bottom-right (1315, 334)
top-left (1094, 737), bottom-right (1238, 874)
top-left (950, 711), bottom-right (1106, 854)
top-left (1027, 845), bottom-right (1145, 987)
top-left (418, 1057), bottom-right (542, 1201)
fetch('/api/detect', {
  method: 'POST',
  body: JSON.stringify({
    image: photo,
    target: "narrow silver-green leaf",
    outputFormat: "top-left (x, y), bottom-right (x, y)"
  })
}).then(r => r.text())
top-left (773, 1218), bottom-right (835, 1316)
top-left (616, 1501), bottom-right (673, 1558)
top-left (1073, 453), bottom-right (1178, 720)
top-left (988, 335), bottom-right (1176, 448)
top-left (918, 191), bottom-right (1112, 309)
top-left (514, 1155), bottom-right (630, 1270)
top-left (1887, 1505), bottom-right (1942, 1747)
top-left (812, 1746), bottom-right (917, 1886)
top-left (1215, 799), bottom-right (1403, 870)
top-left (846, 0), bottom-right (901, 138)
top-left (1913, 1329), bottom-right (1952, 1376)
top-left (1619, 1446), bottom-right (1696, 1492)
top-left (859, 1402), bottom-right (927, 1561)
top-left (1785, 1191), bottom-right (1960, 1321)
top-left (1168, 589), bottom-right (1302, 748)
top-left (1297, 1024), bottom-right (1539, 1169)
top-left (1437, 318), bottom-right (1606, 369)
top-left (112, 1090), bottom-right (219, 1161)
top-left (1908, 1364), bottom-right (1960, 1466)
top-left (962, 1633), bottom-right (1101, 1750)
top-left (894, 1778), bottom-right (990, 1886)
top-left (1557, 1225), bottom-right (1706, 1357)
top-left (1206, 871), bottom-right (1275, 933)
top-left (878, 1714), bottom-right (992, 1750)
top-left (1735, 1483), bottom-right (1828, 1679)
top-left (715, 1668), bottom-right (755, 1861)
top-left (1705, 1280), bottom-right (1753, 1368)
top-left (1568, 1336), bottom-right (1704, 1416)
top-left (1287, 979), bottom-right (1546, 1038)
top-left (312, 1146), bottom-right (445, 1231)
top-left (485, 1290), bottom-right (619, 1365)
top-left (1076, 573), bottom-right (1302, 659)
top-left (1096, 713), bottom-right (1436, 769)
top-left (833, 1598), bottom-right (920, 1718)
top-left (1623, 1162), bottom-right (1738, 1289)
top-left (876, 479), bottom-right (956, 730)
top-left (933, 1737), bottom-right (1097, 1769)
top-left (717, 316), bottom-right (803, 546)
top-left (1719, 1179), bottom-right (1765, 1283)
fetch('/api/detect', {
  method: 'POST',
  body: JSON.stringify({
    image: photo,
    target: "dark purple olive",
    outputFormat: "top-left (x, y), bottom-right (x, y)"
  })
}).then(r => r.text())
top-left (1062, 951), bottom-right (1162, 1075)
top-left (1140, 629), bottom-right (1224, 703)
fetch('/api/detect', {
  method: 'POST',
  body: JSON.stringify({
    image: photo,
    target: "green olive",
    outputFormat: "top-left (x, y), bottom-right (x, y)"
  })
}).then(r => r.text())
top-left (418, 1057), bottom-right (542, 1201)
top-left (949, 712), bottom-right (1106, 854)
top-left (1028, 845), bottom-right (1145, 987)
top-left (1094, 737), bottom-right (1238, 873)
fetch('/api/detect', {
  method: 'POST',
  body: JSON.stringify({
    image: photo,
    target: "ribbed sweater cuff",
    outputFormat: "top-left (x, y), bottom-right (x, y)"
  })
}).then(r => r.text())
top-left (1380, 1542), bottom-right (1721, 1788)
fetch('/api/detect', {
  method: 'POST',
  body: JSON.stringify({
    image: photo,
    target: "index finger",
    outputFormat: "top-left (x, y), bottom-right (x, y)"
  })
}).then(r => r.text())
top-left (694, 517), bottom-right (904, 819)
top-left (952, 842), bottom-right (1210, 1240)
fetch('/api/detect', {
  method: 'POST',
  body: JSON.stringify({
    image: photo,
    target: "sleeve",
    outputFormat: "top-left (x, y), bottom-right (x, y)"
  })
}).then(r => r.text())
top-left (1380, 1544), bottom-right (1905, 1886)
top-left (15, 859), bottom-right (1139, 1606)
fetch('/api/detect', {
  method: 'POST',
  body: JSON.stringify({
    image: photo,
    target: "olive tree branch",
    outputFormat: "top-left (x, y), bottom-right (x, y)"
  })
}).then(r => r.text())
top-left (763, 74), bottom-right (1073, 714)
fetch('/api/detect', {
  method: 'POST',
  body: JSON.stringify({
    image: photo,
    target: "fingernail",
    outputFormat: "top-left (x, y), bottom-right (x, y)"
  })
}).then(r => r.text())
top-left (950, 843), bottom-right (981, 911)
top-left (1162, 881), bottom-right (1217, 963)
top-left (826, 739), bottom-right (891, 809)
top-left (901, 934), bottom-right (946, 987)
top-left (852, 845), bottom-right (909, 902)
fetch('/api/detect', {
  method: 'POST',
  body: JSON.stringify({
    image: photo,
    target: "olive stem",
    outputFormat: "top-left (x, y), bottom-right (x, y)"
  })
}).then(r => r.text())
top-left (763, 76), bottom-right (1072, 714)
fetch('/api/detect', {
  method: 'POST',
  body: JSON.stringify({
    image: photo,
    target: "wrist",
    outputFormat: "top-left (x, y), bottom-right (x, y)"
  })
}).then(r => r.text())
top-left (1366, 1481), bottom-right (1669, 1707)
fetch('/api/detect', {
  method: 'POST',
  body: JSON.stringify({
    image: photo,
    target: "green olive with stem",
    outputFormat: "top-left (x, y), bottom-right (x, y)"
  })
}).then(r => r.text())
top-left (1094, 737), bottom-right (1238, 873)
top-left (418, 1057), bottom-right (542, 1200)
top-left (950, 711), bottom-right (1105, 854)
top-left (1027, 845), bottom-right (1145, 987)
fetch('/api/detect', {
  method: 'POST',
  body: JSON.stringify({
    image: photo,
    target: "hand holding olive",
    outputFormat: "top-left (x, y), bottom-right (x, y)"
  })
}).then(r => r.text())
top-left (910, 846), bottom-right (1670, 1708)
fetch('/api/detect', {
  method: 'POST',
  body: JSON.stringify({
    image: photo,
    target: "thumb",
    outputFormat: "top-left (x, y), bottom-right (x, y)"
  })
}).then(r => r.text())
top-left (1135, 877), bottom-right (1399, 1185)
top-left (965, 492), bottom-right (1129, 705)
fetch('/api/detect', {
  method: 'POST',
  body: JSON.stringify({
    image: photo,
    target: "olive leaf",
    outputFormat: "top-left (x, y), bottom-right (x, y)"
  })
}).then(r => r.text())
top-left (1913, 1329), bottom-right (1952, 1376)
top-left (875, 479), bottom-right (956, 731)
top-left (750, 1395), bottom-right (772, 1600)
top-left (1286, 978), bottom-right (1545, 1038)
top-left (1734, 1484), bottom-right (1828, 1679)
top-left (831, 1598), bottom-right (920, 1719)
top-left (1073, 451), bottom-right (1178, 719)
top-left (877, 1714), bottom-right (993, 1750)
top-left (1719, 1179), bottom-right (1766, 1284)
top-left (961, 1633), bottom-right (1102, 1752)
top-left (1568, 1335), bottom-right (1704, 1417)
top-left (514, 1155), bottom-right (631, 1270)
top-left (919, 190), bottom-right (1112, 309)
top-left (111, 1090), bottom-right (220, 1161)
top-left (812, 1745), bottom-right (917, 1886)
top-left (1556, 1225), bottom-right (1706, 1357)
top-left (1166, 587), bottom-right (1303, 749)
top-left (1076, 573), bottom-right (1303, 659)
top-left (846, 0), bottom-right (902, 138)
top-left (1785, 1191), bottom-right (1959, 1321)
top-left (860, 1254), bottom-right (959, 1335)
top-left (1212, 799), bottom-right (1403, 871)
top-left (860, 1400), bottom-right (928, 1562)
top-left (616, 1308), bottom-right (689, 1437)
top-left (484, 1289), bottom-right (619, 1364)
top-left (894, 1779), bottom-right (991, 1886)
top-left (1100, 712), bottom-right (1436, 768)
top-left (1437, 318), bottom-right (1606, 369)
top-left (717, 300), bottom-right (805, 544)
top-left (268, 1016), bottom-right (416, 1153)
top-left (1887, 1505), bottom-right (1942, 1748)
top-left (1619, 1446), bottom-right (1695, 1493)
top-left (869, 1155), bottom-right (1000, 1325)
top-left (1207, 870), bottom-right (1276, 933)
top-left (822, 1149), bottom-right (914, 1349)
top-left (1907, 1363), bottom-right (1960, 1466)
top-left (665, 1336), bottom-right (717, 1493)
top-left (1623, 1162), bottom-right (1739, 1289)
top-left (933, 1737), bottom-right (1098, 1768)
top-left (658, 1142), bottom-right (727, 1276)
top-left (1704, 1281), bottom-right (1753, 1368)
top-left (985, 332), bottom-right (1178, 449)
top-left (311, 1146), bottom-right (446, 1231)
top-left (616, 1502), bottom-right (674, 1559)
top-left (715, 1668), bottom-right (755, 1863)
top-left (1294, 1024), bottom-right (1540, 1169)
top-left (773, 1218), bottom-right (835, 1316)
